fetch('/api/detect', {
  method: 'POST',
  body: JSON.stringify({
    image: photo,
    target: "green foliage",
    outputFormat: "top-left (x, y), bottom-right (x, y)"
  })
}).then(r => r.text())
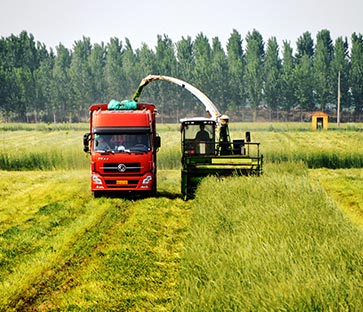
top-left (192, 33), bottom-right (213, 100)
top-left (69, 37), bottom-right (94, 120)
top-left (264, 37), bottom-right (282, 116)
top-left (245, 30), bottom-right (265, 120)
top-left (121, 38), bottom-right (139, 98)
top-left (281, 41), bottom-right (297, 112)
top-left (88, 43), bottom-right (107, 102)
top-left (104, 37), bottom-right (123, 99)
top-left (52, 44), bottom-right (72, 122)
top-left (210, 38), bottom-right (229, 112)
top-left (153, 35), bottom-right (179, 114)
top-left (350, 33), bottom-right (363, 114)
top-left (293, 54), bottom-right (315, 110)
top-left (2, 30), bottom-right (363, 122)
top-left (226, 29), bottom-right (245, 110)
top-left (295, 31), bottom-right (315, 59)
top-left (314, 29), bottom-right (334, 111)
top-left (331, 37), bottom-right (351, 111)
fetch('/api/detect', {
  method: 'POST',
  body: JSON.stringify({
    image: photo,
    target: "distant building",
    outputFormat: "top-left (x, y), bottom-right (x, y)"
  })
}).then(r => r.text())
top-left (312, 112), bottom-right (328, 130)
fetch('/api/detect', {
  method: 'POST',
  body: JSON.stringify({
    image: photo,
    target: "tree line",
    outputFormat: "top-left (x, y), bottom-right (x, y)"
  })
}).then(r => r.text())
top-left (1, 29), bottom-right (363, 123)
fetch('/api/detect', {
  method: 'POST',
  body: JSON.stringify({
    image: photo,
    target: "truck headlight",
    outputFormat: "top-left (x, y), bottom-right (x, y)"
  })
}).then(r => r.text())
top-left (92, 175), bottom-right (103, 185)
top-left (142, 176), bottom-right (152, 184)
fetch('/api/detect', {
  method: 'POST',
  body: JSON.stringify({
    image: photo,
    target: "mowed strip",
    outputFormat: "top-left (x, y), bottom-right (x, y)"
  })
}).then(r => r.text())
top-left (0, 169), bottom-right (191, 311)
top-left (34, 196), bottom-right (191, 311)
top-left (0, 170), bottom-right (89, 230)
top-left (0, 170), bottom-right (113, 308)
top-left (310, 168), bottom-right (363, 227)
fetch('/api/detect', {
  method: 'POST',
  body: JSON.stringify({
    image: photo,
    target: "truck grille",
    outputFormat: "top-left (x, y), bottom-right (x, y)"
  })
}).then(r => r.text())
top-left (102, 162), bottom-right (142, 173)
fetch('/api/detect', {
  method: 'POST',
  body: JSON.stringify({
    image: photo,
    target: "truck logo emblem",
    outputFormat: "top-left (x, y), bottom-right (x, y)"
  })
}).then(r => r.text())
top-left (117, 164), bottom-right (127, 172)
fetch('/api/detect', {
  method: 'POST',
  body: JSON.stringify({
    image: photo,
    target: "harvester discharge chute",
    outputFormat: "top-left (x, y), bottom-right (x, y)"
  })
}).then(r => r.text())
top-left (133, 74), bottom-right (263, 199)
top-left (133, 74), bottom-right (221, 121)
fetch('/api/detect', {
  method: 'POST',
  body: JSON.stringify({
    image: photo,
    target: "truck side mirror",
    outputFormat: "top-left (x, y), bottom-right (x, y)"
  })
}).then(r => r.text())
top-left (83, 133), bottom-right (91, 153)
top-left (155, 135), bottom-right (161, 149)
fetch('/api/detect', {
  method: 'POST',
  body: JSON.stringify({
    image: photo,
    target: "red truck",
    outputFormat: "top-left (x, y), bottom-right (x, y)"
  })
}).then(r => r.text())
top-left (83, 100), bottom-right (161, 197)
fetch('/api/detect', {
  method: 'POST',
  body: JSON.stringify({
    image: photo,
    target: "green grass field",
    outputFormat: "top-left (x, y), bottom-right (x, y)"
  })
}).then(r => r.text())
top-left (1, 123), bottom-right (363, 311)
top-left (177, 164), bottom-right (363, 310)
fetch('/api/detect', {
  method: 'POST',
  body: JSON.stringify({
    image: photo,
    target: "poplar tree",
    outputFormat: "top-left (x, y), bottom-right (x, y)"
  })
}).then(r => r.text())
top-left (88, 43), bottom-right (106, 103)
top-left (264, 37), bottom-right (282, 120)
top-left (226, 29), bottom-right (245, 113)
top-left (296, 31), bottom-right (314, 60)
top-left (154, 34), bottom-right (177, 76)
top-left (69, 36), bottom-right (93, 121)
top-left (314, 29), bottom-right (333, 111)
top-left (331, 37), bottom-right (350, 112)
top-left (7, 32), bottom-right (40, 121)
top-left (350, 33), bottom-right (363, 116)
top-left (176, 36), bottom-right (194, 81)
top-left (293, 54), bottom-right (315, 111)
top-left (134, 43), bottom-right (157, 103)
top-left (281, 41), bottom-right (296, 114)
top-left (175, 36), bottom-right (195, 113)
top-left (121, 38), bottom-right (138, 98)
top-left (34, 49), bottom-right (55, 121)
top-left (245, 30), bottom-right (264, 120)
top-left (51, 44), bottom-right (71, 122)
top-left (15, 66), bottom-right (33, 121)
top-left (294, 33), bottom-right (315, 111)
top-left (193, 33), bottom-right (213, 95)
top-left (104, 37), bottom-right (123, 100)
top-left (137, 43), bottom-right (156, 77)
top-left (211, 37), bottom-right (229, 112)
top-left (154, 34), bottom-right (179, 118)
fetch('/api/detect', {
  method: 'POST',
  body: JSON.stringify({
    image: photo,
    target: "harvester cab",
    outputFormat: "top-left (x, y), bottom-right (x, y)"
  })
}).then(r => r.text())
top-left (181, 118), bottom-right (216, 156)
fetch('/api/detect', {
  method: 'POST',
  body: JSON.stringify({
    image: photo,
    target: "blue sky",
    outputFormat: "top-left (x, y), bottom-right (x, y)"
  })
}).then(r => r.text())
top-left (1, 0), bottom-right (362, 51)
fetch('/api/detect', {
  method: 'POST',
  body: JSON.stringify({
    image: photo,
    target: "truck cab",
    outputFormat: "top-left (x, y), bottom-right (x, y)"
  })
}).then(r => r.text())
top-left (83, 102), bottom-right (160, 197)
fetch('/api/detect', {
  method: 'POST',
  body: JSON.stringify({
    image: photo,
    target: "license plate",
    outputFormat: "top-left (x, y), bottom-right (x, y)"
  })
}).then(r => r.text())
top-left (116, 180), bottom-right (128, 185)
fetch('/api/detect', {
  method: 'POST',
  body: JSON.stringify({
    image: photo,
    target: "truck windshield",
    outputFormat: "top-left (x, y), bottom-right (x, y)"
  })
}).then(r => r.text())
top-left (94, 133), bottom-right (150, 152)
